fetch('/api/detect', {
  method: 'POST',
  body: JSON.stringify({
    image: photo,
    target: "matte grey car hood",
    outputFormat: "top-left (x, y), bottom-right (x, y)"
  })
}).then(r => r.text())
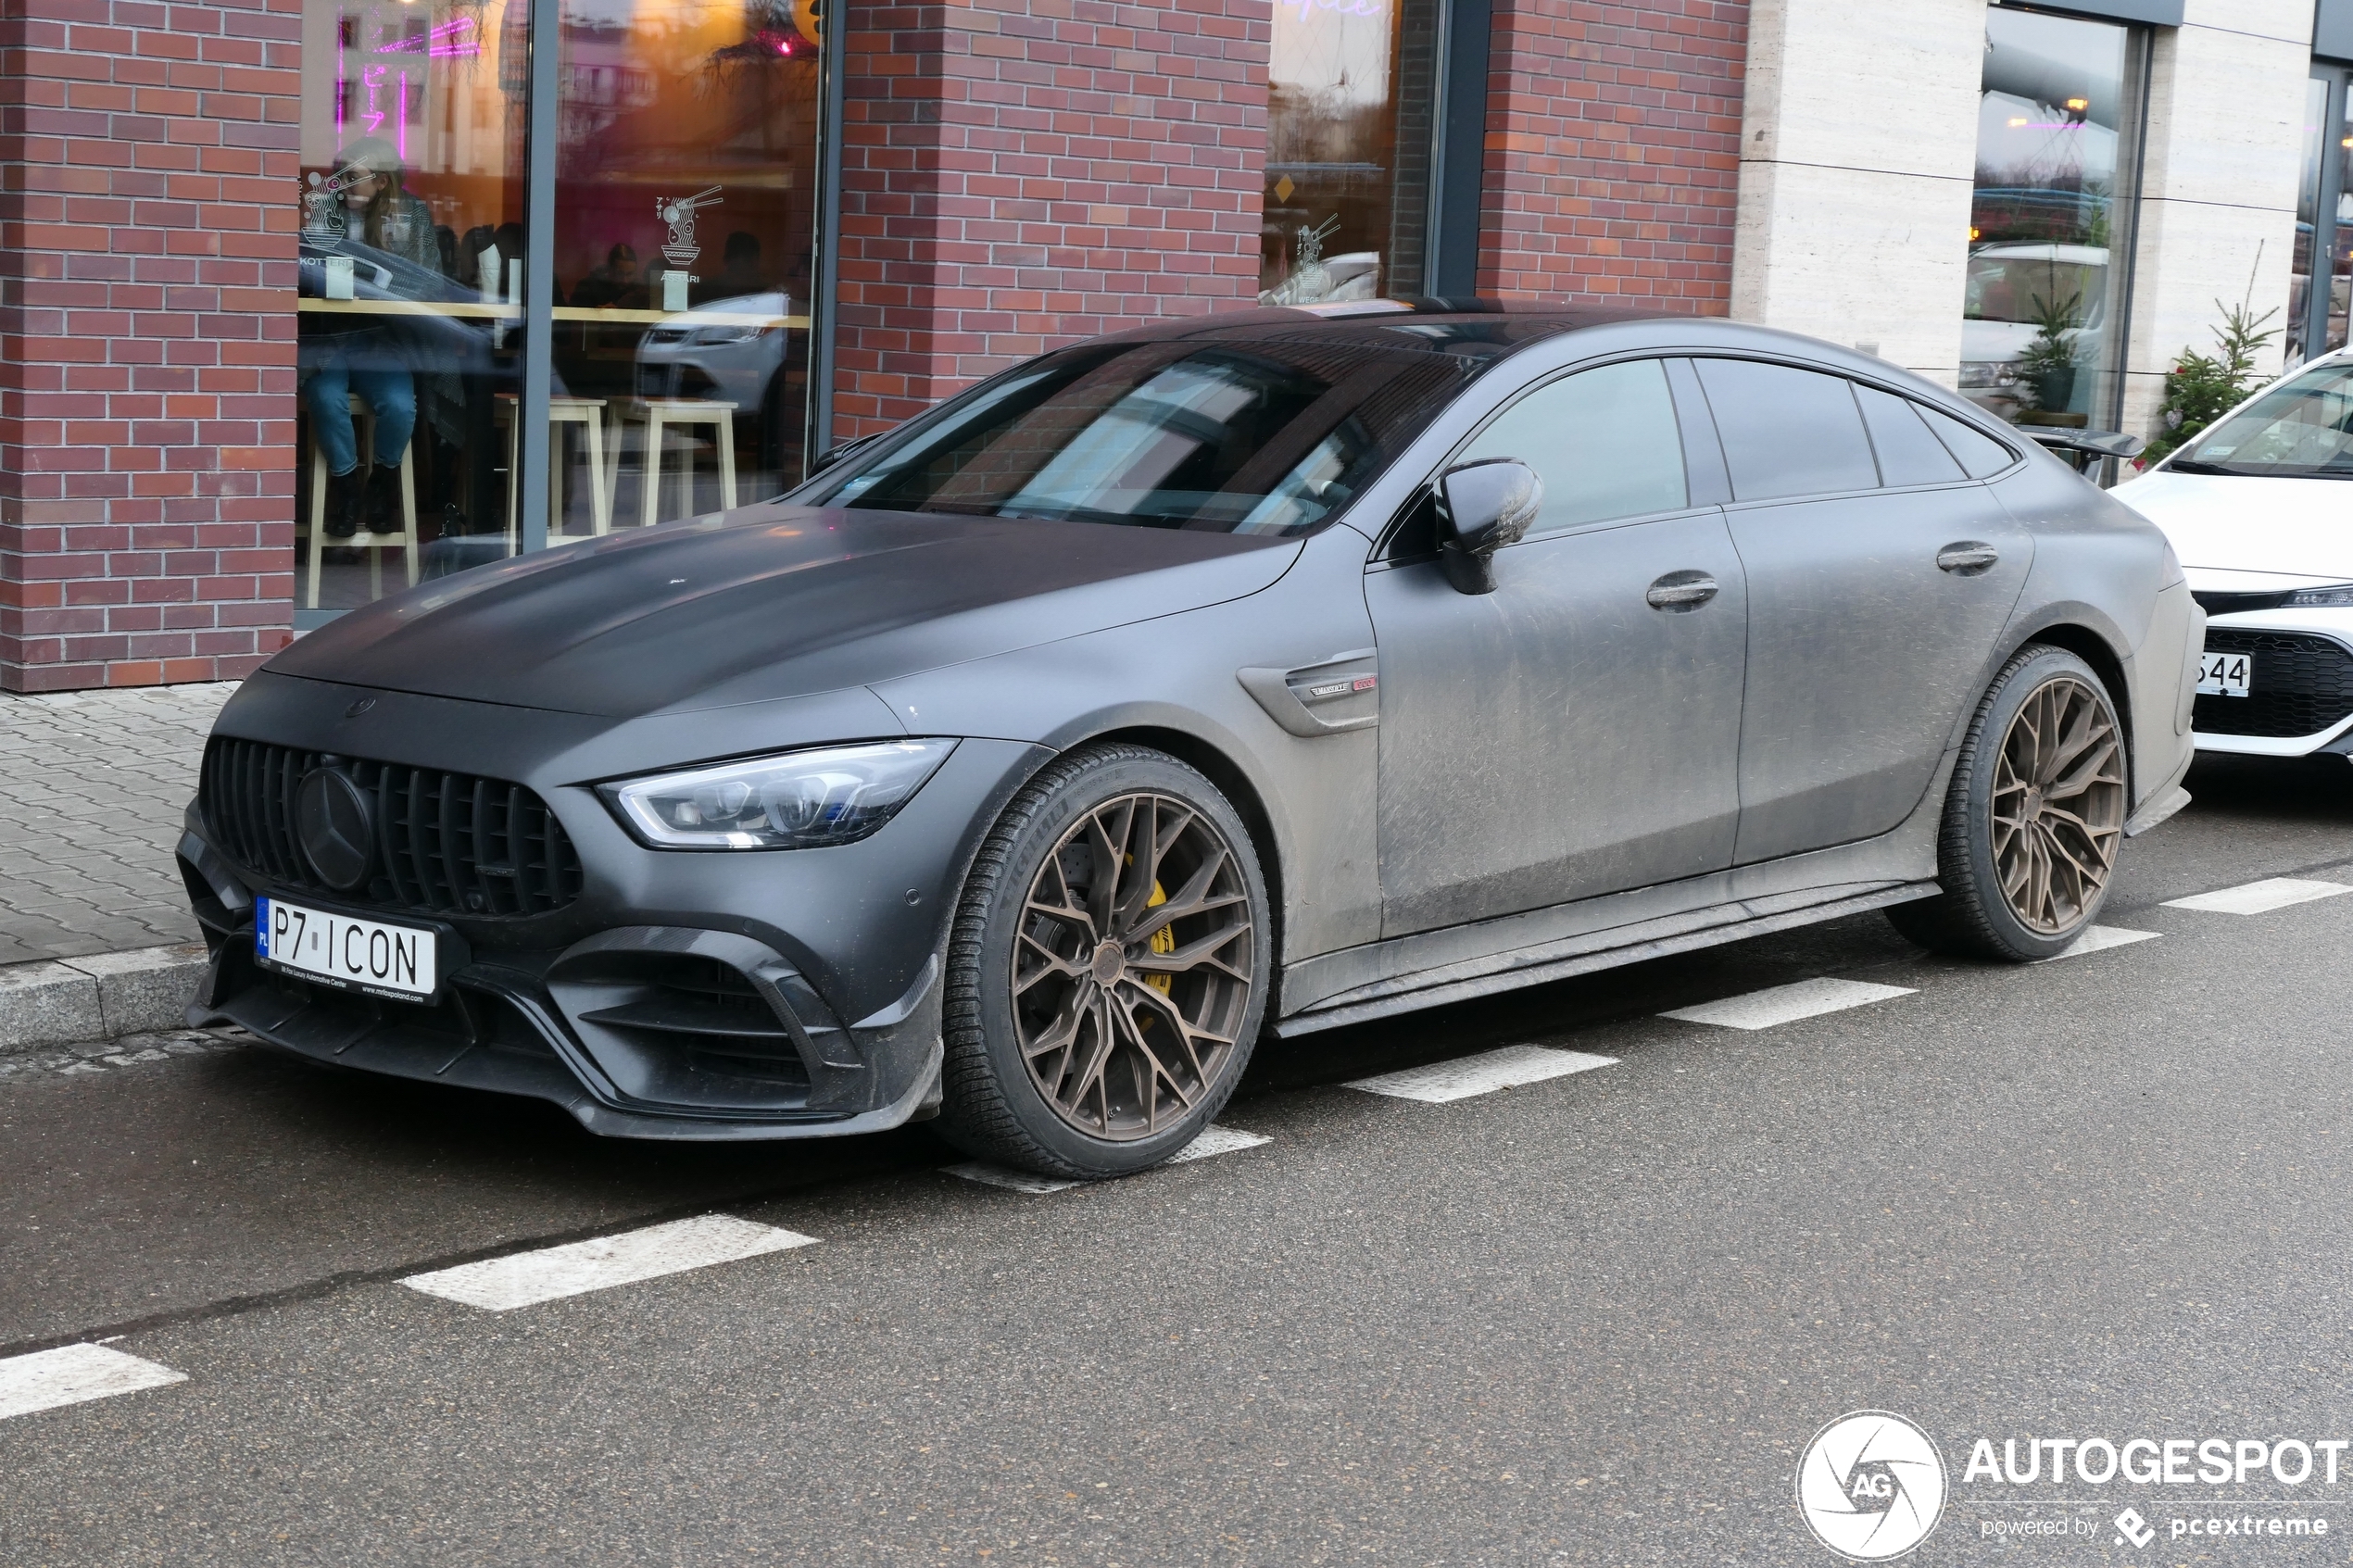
top-left (271, 505), bottom-right (1301, 718)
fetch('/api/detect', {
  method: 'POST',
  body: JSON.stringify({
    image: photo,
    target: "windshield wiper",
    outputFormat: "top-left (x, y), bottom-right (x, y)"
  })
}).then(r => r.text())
top-left (2163, 458), bottom-right (2239, 474)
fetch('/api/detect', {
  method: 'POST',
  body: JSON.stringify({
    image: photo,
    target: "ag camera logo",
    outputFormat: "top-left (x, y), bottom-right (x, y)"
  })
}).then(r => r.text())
top-left (1797, 1411), bottom-right (1949, 1560)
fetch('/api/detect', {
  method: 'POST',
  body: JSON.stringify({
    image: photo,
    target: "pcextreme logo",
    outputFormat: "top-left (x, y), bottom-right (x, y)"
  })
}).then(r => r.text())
top-left (1797, 1411), bottom-right (1949, 1561)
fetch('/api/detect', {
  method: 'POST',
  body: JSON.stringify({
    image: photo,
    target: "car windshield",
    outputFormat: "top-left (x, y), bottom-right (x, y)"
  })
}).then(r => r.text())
top-left (804, 338), bottom-right (1476, 534)
top-left (2176, 361), bottom-right (2353, 478)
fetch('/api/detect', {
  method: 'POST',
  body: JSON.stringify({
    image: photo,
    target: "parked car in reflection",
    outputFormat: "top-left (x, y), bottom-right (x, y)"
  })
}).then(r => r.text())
top-left (632, 290), bottom-right (794, 408)
top-left (2114, 349), bottom-right (2353, 760)
top-left (1960, 241), bottom-right (2108, 414)
top-left (182, 302), bottom-right (2197, 1179)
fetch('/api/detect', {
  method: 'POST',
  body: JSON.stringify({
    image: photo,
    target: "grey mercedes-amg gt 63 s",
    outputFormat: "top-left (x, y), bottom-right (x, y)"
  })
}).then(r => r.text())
top-left (181, 303), bottom-right (2201, 1177)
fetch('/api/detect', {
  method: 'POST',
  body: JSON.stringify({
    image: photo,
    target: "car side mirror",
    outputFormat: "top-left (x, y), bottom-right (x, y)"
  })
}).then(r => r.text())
top-left (1435, 458), bottom-right (1542, 595)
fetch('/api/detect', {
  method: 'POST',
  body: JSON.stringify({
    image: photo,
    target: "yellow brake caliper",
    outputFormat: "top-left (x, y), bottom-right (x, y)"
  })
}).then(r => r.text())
top-left (1144, 881), bottom-right (1175, 996)
top-left (1124, 853), bottom-right (1176, 1004)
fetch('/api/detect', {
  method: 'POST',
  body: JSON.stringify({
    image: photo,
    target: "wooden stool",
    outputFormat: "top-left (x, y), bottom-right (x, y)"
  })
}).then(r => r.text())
top-left (497, 394), bottom-right (610, 549)
top-left (305, 395), bottom-right (420, 609)
top-left (610, 399), bottom-right (738, 528)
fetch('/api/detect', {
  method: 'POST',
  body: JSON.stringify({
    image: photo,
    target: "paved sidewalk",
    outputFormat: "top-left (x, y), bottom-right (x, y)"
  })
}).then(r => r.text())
top-left (0, 683), bottom-right (234, 966)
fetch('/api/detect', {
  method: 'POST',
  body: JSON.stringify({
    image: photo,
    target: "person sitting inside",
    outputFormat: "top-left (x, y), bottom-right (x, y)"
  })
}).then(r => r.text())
top-left (712, 231), bottom-right (763, 301)
top-left (301, 138), bottom-right (439, 538)
top-left (571, 243), bottom-right (647, 310)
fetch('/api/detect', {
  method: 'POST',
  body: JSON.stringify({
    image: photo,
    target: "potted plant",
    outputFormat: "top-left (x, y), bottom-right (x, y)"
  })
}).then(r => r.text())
top-left (2011, 290), bottom-right (2082, 422)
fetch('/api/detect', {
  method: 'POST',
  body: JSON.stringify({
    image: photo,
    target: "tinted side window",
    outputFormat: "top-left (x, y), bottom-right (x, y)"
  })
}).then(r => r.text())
top-left (1459, 359), bottom-right (1688, 533)
top-left (1693, 358), bottom-right (1881, 501)
top-left (1917, 406), bottom-right (2018, 478)
top-left (1856, 385), bottom-right (1967, 486)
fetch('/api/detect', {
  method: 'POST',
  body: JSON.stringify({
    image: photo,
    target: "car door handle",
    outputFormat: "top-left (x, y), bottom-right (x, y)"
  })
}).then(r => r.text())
top-left (1644, 571), bottom-right (1718, 611)
top-left (1936, 542), bottom-right (2001, 575)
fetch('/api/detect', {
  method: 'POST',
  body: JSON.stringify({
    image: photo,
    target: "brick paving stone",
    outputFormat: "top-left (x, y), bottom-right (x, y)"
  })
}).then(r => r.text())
top-left (0, 684), bottom-right (234, 965)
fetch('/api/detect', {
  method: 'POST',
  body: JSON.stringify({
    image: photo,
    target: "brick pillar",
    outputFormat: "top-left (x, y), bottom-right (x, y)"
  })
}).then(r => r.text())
top-left (0, 0), bottom-right (301, 694)
top-left (832, 0), bottom-right (1273, 435)
top-left (1479, 0), bottom-right (1747, 310)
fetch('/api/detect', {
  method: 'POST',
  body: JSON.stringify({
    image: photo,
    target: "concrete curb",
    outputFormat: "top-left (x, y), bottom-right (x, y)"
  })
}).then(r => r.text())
top-left (0, 945), bottom-right (209, 1053)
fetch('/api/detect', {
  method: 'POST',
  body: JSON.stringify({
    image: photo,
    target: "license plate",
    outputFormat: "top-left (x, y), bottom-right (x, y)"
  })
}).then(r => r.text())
top-left (2196, 649), bottom-right (2252, 697)
top-left (254, 897), bottom-right (437, 1001)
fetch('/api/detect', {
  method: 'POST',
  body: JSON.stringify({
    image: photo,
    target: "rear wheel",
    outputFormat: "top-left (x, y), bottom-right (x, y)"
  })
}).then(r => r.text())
top-left (1886, 645), bottom-right (2128, 960)
top-left (937, 744), bottom-right (1270, 1178)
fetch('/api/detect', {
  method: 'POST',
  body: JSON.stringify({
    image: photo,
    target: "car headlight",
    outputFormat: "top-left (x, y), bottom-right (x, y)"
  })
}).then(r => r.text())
top-left (601, 740), bottom-right (957, 849)
top-left (691, 324), bottom-right (769, 345)
top-left (1959, 360), bottom-right (2019, 390)
top-left (2284, 584), bottom-right (2353, 608)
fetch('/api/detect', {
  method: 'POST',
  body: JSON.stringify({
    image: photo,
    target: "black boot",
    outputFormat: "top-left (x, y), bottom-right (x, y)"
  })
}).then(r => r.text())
top-left (362, 462), bottom-right (404, 535)
top-left (323, 468), bottom-right (363, 538)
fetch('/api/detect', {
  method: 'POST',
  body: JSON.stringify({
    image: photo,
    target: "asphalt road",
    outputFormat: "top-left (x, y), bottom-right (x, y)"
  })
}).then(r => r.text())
top-left (6, 752), bottom-right (2353, 1566)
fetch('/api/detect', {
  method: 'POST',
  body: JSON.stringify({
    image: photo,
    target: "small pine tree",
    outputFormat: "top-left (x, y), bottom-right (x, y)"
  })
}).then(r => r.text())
top-left (2140, 299), bottom-right (2279, 465)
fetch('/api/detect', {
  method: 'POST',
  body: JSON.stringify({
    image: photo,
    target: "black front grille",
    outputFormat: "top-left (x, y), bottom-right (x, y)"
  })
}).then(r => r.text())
top-left (200, 737), bottom-right (584, 917)
top-left (2195, 630), bottom-right (2353, 738)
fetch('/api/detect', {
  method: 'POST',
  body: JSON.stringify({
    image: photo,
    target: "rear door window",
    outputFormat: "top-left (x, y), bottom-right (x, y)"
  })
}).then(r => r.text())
top-left (1456, 358), bottom-right (1689, 534)
top-left (1856, 384), bottom-right (1968, 486)
top-left (1916, 406), bottom-right (2018, 478)
top-left (1692, 358), bottom-right (1881, 501)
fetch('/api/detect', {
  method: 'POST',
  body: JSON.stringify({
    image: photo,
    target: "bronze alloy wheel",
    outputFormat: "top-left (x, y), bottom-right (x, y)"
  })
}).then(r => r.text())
top-left (1012, 791), bottom-right (1255, 1141)
top-left (1992, 673), bottom-right (2127, 935)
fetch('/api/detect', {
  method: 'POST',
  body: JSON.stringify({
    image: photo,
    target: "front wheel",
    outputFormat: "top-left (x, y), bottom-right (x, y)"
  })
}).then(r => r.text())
top-left (937, 744), bottom-right (1271, 1178)
top-left (1887, 645), bottom-right (2129, 960)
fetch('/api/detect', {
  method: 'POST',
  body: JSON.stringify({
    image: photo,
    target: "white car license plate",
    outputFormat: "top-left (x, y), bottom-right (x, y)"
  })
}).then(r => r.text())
top-left (2196, 649), bottom-right (2252, 697)
top-left (255, 897), bottom-right (437, 1000)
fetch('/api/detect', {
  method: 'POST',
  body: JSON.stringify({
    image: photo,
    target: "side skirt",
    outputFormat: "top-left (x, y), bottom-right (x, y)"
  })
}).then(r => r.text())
top-left (1270, 880), bottom-right (1940, 1037)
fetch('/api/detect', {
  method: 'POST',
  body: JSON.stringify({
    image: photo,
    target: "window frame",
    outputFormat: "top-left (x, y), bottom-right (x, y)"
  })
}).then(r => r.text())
top-left (1680, 353), bottom-right (2026, 505)
top-left (1378, 351), bottom-right (1715, 560)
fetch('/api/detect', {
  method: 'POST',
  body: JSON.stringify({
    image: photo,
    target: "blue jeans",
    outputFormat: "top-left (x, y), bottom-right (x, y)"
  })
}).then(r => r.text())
top-left (305, 355), bottom-right (417, 478)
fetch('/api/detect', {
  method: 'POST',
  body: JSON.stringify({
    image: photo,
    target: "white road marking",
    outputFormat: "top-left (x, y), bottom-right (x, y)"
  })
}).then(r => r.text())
top-left (0, 1344), bottom-right (186, 1424)
top-left (942, 1123), bottom-right (1272, 1195)
top-left (2039, 925), bottom-right (2160, 961)
top-left (1345, 1044), bottom-right (1617, 1104)
top-left (2161, 878), bottom-right (2353, 916)
top-left (400, 1214), bottom-right (817, 1312)
top-left (941, 1162), bottom-right (1080, 1195)
top-left (1661, 977), bottom-right (1915, 1031)
top-left (1167, 1123), bottom-right (1272, 1163)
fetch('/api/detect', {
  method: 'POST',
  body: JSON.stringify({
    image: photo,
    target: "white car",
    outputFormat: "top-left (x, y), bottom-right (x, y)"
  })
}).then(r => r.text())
top-left (633, 291), bottom-right (795, 410)
top-left (1959, 242), bottom-right (2109, 414)
top-left (2112, 350), bottom-right (2353, 759)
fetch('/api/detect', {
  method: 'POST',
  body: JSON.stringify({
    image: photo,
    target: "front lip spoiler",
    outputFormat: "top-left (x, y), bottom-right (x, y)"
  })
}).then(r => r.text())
top-left (183, 874), bottom-right (950, 1142)
top-left (192, 951), bottom-right (946, 1142)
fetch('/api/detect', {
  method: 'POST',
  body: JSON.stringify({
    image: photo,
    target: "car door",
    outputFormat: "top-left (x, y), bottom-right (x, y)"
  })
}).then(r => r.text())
top-left (1691, 358), bottom-right (2034, 865)
top-left (1365, 357), bottom-right (1750, 936)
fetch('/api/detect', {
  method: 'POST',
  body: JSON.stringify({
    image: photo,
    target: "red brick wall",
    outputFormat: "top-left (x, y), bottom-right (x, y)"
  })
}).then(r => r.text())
top-left (0, 0), bottom-right (300, 694)
top-left (1478, 0), bottom-right (1746, 309)
top-left (830, 0), bottom-right (1273, 435)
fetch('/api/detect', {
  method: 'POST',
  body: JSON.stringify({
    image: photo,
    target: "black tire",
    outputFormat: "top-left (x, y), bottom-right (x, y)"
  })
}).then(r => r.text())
top-left (937, 743), bottom-right (1272, 1178)
top-left (1887, 644), bottom-right (2130, 961)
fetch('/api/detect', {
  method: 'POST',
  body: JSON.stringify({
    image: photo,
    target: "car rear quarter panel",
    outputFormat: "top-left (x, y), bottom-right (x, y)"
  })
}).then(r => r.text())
top-left (1991, 453), bottom-right (2196, 806)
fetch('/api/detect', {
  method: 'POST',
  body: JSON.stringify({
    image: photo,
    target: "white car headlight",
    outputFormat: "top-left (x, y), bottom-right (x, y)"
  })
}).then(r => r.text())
top-left (2284, 584), bottom-right (2353, 608)
top-left (602, 740), bottom-right (958, 849)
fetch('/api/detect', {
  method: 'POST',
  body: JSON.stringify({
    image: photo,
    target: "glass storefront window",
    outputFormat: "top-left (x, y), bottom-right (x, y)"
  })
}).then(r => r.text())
top-left (1960, 6), bottom-right (2145, 431)
top-left (552, 0), bottom-right (824, 528)
top-left (1260, 0), bottom-right (1441, 305)
top-left (297, 0), bottom-right (530, 611)
top-left (2329, 91), bottom-right (2353, 357)
top-left (2287, 75), bottom-right (2330, 368)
